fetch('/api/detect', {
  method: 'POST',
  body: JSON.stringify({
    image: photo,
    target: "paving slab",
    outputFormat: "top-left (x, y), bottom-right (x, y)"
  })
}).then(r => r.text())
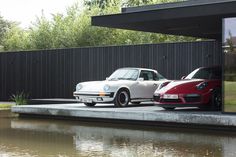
top-left (11, 103), bottom-right (236, 129)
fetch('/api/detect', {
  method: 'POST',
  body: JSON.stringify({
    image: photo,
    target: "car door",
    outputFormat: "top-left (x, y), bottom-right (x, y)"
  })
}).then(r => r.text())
top-left (132, 70), bottom-right (159, 99)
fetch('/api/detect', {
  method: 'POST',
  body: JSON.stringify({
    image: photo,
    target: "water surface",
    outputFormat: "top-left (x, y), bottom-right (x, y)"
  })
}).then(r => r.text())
top-left (0, 111), bottom-right (236, 157)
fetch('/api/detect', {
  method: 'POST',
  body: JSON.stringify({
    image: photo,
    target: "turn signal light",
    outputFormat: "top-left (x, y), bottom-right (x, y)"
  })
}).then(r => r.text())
top-left (99, 92), bottom-right (106, 96)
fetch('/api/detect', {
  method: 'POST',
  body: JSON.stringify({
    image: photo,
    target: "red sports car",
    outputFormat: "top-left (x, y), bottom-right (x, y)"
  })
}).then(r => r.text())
top-left (154, 66), bottom-right (222, 110)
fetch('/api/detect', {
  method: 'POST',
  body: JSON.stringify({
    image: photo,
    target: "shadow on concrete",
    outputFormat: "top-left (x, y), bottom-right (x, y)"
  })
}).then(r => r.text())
top-left (88, 103), bottom-right (154, 108)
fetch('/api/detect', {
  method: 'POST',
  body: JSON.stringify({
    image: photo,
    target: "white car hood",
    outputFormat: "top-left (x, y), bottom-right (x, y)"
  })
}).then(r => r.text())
top-left (78, 80), bottom-right (132, 92)
top-left (79, 81), bottom-right (107, 92)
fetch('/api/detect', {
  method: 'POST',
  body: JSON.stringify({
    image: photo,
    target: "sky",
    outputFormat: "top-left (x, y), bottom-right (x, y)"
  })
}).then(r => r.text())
top-left (224, 17), bottom-right (236, 41)
top-left (0, 0), bottom-right (83, 28)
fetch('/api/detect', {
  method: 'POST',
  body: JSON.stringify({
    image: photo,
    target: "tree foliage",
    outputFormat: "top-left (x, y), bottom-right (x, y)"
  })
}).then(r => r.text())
top-left (0, 15), bottom-right (14, 51)
top-left (2, 24), bottom-right (31, 51)
top-left (84, 0), bottom-right (121, 9)
top-left (226, 31), bottom-right (236, 53)
top-left (123, 0), bottom-right (184, 7)
top-left (1, 0), bottom-right (195, 52)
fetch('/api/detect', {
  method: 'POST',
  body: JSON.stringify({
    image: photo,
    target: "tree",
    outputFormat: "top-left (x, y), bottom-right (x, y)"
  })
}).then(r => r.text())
top-left (1, 0), bottom-right (196, 52)
top-left (2, 24), bottom-right (30, 51)
top-left (84, 0), bottom-right (121, 9)
top-left (29, 13), bottom-right (54, 49)
top-left (123, 0), bottom-right (184, 7)
top-left (226, 31), bottom-right (236, 53)
top-left (0, 15), bottom-right (13, 51)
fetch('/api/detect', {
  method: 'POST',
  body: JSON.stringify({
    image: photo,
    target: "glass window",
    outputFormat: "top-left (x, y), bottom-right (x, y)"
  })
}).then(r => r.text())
top-left (108, 68), bottom-right (139, 81)
top-left (157, 73), bottom-right (165, 80)
top-left (185, 67), bottom-right (221, 80)
top-left (223, 17), bottom-right (236, 112)
top-left (139, 70), bottom-right (156, 81)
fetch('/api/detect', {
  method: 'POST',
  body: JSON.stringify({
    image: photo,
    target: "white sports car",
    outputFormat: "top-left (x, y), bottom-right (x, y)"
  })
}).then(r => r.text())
top-left (73, 67), bottom-right (167, 107)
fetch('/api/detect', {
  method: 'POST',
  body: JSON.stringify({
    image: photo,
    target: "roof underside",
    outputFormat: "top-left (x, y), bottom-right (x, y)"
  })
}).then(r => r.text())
top-left (92, 0), bottom-right (236, 39)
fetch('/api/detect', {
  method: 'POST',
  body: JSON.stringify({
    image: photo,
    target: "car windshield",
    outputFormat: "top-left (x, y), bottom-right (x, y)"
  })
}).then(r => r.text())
top-left (185, 67), bottom-right (221, 80)
top-left (108, 69), bottom-right (139, 81)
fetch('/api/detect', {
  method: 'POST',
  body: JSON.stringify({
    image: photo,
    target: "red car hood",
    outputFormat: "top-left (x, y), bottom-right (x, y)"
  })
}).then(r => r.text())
top-left (158, 79), bottom-right (205, 94)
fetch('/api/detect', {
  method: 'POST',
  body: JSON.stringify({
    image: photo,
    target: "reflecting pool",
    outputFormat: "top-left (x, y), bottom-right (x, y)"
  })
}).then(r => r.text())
top-left (0, 111), bottom-right (236, 157)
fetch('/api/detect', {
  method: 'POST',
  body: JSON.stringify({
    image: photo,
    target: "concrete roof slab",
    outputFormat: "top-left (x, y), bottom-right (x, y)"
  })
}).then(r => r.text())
top-left (92, 0), bottom-right (236, 39)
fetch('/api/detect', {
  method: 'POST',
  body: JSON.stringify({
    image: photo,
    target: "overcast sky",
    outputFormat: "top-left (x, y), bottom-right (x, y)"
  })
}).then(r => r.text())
top-left (224, 17), bottom-right (236, 41)
top-left (0, 0), bottom-right (82, 28)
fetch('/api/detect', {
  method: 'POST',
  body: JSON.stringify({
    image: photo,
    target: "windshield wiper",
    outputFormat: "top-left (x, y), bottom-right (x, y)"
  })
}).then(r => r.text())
top-left (109, 77), bottom-right (134, 80)
top-left (124, 78), bottom-right (134, 80)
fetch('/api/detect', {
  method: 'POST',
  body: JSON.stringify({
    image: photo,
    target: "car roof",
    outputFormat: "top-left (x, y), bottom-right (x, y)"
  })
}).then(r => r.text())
top-left (118, 67), bottom-right (157, 72)
top-left (197, 66), bottom-right (221, 71)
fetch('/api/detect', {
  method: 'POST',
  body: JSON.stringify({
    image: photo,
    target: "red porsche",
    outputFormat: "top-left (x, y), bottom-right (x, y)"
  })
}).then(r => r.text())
top-left (154, 66), bottom-right (222, 110)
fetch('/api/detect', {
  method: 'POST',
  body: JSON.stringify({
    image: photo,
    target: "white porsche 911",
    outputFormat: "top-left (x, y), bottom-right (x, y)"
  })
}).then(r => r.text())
top-left (73, 67), bottom-right (167, 107)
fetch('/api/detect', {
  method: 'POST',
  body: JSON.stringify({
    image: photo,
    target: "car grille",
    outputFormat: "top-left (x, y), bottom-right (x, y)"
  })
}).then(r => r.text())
top-left (184, 95), bottom-right (201, 103)
top-left (160, 99), bottom-right (182, 103)
top-left (153, 95), bottom-right (160, 102)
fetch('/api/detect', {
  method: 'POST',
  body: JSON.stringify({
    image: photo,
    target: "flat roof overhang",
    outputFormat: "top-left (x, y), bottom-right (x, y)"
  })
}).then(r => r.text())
top-left (92, 0), bottom-right (236, 39)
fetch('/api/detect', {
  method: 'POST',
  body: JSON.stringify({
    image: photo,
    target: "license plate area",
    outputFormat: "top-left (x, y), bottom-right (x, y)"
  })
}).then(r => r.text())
top-left (80, 98), bottom-right (93, 103)
top-left (163, 94), bottom-right (178, 99)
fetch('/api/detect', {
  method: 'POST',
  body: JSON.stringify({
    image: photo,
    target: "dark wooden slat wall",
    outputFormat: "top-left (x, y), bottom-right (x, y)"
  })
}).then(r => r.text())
top-left (0, 41), bottom-right (221, 100)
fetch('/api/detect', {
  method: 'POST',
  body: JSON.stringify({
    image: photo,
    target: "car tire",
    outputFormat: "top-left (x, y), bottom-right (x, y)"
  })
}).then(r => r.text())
top-left (84, 103), bottom-right (96, 107)
top-left (163, 107), bottom-right (175, 110)
top-left (114, 89), bottom-right (130, 107)
top-left (210, 88), bottom-right (222, 111)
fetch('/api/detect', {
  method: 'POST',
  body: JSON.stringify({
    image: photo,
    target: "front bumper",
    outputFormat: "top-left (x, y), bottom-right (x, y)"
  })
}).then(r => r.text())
top-left (153, 92), bottom-right (211, 107)
top-left (154, 102), bottom-right (207, 108)
top-left (73, 91), bottom-right (115, 103)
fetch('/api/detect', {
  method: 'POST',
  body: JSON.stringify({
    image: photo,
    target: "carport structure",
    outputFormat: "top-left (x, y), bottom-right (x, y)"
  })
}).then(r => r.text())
top-left (91, 0), bottom-right (236, 113)
top-left (92, 0), bottom-right (236, 40)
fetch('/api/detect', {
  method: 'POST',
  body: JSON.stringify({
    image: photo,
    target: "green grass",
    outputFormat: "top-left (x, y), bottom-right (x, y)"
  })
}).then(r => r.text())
top-left (224, 81), bottom-right (236, 112)
top-left (0, 104), bottom-right (14, 109)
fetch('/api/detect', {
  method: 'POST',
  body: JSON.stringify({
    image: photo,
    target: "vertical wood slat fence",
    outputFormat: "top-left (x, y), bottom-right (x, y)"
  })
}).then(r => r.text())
top-left (0, 41), bottom-right (221, 100)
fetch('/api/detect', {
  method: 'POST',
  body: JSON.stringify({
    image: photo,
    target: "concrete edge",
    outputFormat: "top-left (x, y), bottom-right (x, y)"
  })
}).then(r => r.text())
top-left (12, 106), bottom-right (236, 128)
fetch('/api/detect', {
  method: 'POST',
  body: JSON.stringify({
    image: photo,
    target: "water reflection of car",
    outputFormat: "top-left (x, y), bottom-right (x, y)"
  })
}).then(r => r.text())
top-left (154, 66), bottom-right (222, 110)
top-left (73, 67), bottom-right (167, 107)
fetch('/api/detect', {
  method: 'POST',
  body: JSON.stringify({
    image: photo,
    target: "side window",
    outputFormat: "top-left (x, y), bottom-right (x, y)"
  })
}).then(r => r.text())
top-left (139, 70), bottom-right (156, 81)
top-left (157, 73), bottom-right (165, 80)
top-left (210, 69), bottom-right (222, 79)
top-left (153, 72), bottom-right (158, 80)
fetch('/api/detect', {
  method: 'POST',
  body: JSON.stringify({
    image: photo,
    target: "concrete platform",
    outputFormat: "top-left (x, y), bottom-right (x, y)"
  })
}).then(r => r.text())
top-left (11, 103), bottom-right (236, 129)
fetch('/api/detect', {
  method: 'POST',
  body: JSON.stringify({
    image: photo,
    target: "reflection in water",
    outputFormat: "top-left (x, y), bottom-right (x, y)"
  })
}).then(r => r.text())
top-left (0, 115), bottom-right (236, 157)
top-left (0, 119), bottom-right (76, 156)
top-left (223, 17), bottom-right (236, 112)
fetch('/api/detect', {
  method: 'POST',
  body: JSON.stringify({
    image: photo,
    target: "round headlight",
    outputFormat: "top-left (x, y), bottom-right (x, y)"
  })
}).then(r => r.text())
top-left (196, 82), bottom-right (208, 90)
top-left (103, 85), bottom-right (110, 91)
top-left (76, 84), bottom-right (82, 91)
top-left (158, 81), bottom-right (170, 90)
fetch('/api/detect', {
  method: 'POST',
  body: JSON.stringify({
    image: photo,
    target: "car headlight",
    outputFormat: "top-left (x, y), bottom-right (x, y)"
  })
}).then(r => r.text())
top-left (157, 81), bottom-right (170, 90)
top-left (103, 85), bottom-right (110, 91)
top-left (154, 93), bottom-right (160, 96)
top-left (196, 82), bottom-right (208, 90)
top-left (76, 84), bottom-right (82, 91)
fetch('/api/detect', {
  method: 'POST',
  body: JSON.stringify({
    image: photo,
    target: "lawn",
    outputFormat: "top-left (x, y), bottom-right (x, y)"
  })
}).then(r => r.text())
top-left (224, 81), bottom-right (236, 112)
top-left (0, 104), bottom-right (14, 110)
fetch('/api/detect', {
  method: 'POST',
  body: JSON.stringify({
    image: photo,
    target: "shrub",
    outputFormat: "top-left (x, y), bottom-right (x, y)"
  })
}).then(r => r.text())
top-left (11, 92), bottom-right (28, 105)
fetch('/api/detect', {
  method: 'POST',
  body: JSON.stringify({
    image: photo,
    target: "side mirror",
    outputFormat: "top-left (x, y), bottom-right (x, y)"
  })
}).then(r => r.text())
top-left (181, 76), bottom-right (186, 79)
top-left (137, 77), bottom-right (144, 81)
